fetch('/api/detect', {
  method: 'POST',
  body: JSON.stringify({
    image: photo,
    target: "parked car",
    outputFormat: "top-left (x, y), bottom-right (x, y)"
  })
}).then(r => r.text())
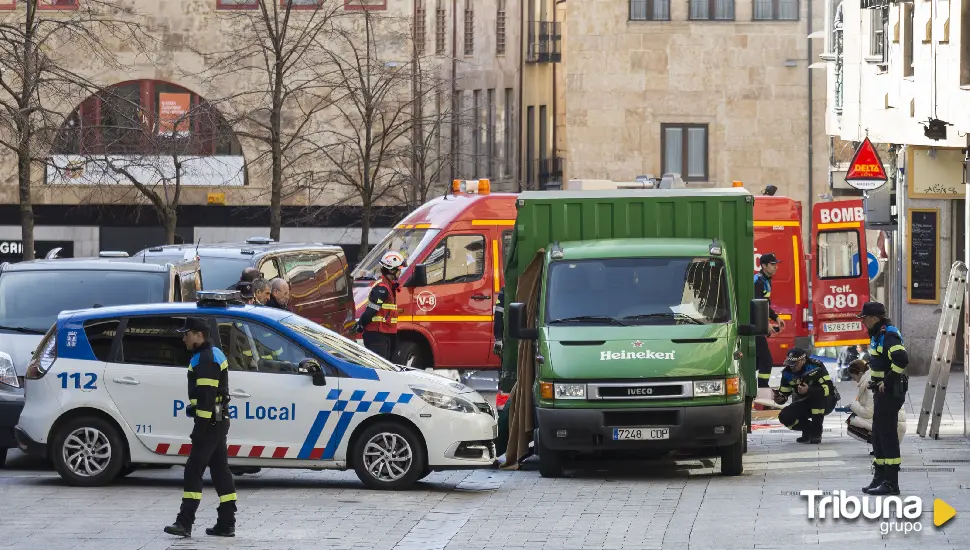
top-left (0, 257), bottom-right (200, 466)
top-left (14, 291), bottom-right (497, 490)
top-left (132, 239), bottom-right (355, 337)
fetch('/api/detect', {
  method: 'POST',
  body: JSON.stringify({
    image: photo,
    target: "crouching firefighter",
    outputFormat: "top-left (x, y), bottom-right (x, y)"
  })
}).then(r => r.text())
top-left (859, 301), bottom-right (909, 496)
top-left (165, 317), bottom-right (237, 538)
top-left (774, 348), bottom-right (838, 444)
top-left (355, 251), bottom-right (406, 360)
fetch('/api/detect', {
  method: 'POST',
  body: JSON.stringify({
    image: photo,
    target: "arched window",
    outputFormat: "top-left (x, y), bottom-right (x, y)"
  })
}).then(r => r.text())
top-left (53, 80), bottom-right (242, 157)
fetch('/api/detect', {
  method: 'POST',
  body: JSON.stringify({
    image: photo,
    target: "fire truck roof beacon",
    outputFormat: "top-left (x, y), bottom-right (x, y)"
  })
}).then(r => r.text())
top-left (452, 179), bottom-right (491, 195)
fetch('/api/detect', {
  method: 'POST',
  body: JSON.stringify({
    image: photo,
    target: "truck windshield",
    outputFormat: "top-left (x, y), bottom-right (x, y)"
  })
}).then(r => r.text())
top-left (0, 270), bottom-right (167, 332)
top-left (352, 228), bottom-right (440, 281)
top-left (546, 257), bottom-right (732, 326)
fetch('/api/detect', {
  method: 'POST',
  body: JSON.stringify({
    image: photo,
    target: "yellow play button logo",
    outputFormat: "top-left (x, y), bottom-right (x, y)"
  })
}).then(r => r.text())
top-left (934, 499), bottom-right (956, 527)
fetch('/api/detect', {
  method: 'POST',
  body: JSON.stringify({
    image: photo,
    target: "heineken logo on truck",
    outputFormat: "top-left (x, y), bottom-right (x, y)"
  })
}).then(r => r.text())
top-left (601, 350), bottom-right (675, 361)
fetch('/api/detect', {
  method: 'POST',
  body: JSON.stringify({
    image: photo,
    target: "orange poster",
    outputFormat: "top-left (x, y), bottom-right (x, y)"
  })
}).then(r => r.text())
top-left (158, 93), bottom-right (191, 136)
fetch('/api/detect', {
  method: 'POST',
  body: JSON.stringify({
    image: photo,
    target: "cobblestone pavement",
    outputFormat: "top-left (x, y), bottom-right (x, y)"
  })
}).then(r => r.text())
top-left (1, 375), bottom-right (969, 550)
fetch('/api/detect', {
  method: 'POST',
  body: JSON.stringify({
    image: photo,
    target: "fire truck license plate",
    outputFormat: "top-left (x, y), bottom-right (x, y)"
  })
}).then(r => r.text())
top-left (613, 428), bottom-right (669, 441)
top-left (823, 321), bottom-right (862, 333)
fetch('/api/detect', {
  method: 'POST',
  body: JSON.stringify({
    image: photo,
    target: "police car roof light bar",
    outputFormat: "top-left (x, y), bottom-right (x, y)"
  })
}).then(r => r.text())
top-left (197, 290), bottom-right (245, 307)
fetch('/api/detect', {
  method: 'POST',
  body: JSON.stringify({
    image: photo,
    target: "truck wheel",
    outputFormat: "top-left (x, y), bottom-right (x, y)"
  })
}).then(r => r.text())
top-left (51, 416), bottom-right (125, 487)
top-left (394, 339), bottom-right (430, 369)
top-left (537, 431), bottom-right (564, 478)
top-left (351, 421), bottom-right (426, 490)
top-left (720, 430), bottom-right (744, 476)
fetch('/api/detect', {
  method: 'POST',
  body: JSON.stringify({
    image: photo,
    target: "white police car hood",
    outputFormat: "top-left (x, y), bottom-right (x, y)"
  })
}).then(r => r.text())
top-left (394, 368), bottom-right (485, 400)
top-left (0, 332), bottom-right (43, 376)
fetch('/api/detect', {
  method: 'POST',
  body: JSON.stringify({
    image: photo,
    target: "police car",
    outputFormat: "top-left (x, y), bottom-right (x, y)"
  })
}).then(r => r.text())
top-left (14, 291), bottom-right (497, 490)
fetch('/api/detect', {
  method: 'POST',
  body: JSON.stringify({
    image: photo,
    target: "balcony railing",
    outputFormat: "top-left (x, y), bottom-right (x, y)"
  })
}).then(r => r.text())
top-left (526, 21), bottom-right (561, 63)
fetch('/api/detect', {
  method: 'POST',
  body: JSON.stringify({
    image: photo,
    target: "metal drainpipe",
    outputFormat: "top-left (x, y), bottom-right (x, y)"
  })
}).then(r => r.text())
top-left (451, 0), bottom-right (458, 181)
top-left (803, 0), bottom-right (815, 231)
top-left (517, 0), bottom-right (525, 191)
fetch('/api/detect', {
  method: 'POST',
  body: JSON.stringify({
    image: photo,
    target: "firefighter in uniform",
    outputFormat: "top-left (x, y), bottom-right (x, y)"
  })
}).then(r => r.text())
top-left (164, 317), bottom-right (237, 538)
top-left (859, 301), bottom-right (909, 496)
top-left (355, 251), bottom-right (405, 360)
top-left (754, 253), bottom-right (785, 392)
top-left (493, 288), bottom-right (505, 356)
top-left (774, 348), bottom-right (837, 444)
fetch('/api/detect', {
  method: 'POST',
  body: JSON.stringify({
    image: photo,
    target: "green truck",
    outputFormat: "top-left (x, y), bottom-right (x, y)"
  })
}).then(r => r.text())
top-left (500, 187), bottom-right (769, 477)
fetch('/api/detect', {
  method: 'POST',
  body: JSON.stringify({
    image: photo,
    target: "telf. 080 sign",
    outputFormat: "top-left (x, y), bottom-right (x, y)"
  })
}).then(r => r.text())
top-left (822, 293), bottom-right (859, 309)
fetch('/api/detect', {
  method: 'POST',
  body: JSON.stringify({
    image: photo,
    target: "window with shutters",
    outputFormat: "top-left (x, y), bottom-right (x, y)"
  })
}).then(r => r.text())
top-left (497, 0), bottom-right (507, 55)
top-left (415, 0), bottom-right (426, 55)
top-left (661, 124), bottom-right (708, 183)
top-left (464, 0), bottom-right (474, 55)
top-left (435, 0), bottom-right (446, 54)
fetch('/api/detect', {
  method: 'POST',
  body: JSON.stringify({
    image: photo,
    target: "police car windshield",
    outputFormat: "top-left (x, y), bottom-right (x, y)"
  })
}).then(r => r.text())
top-left (281, 315), bottom-right (401, 371)
top-left (546, 257), bottom-right (732, 326)
top-left (0, 270), bottom-right (167, 332)
top-left (352, 228), bottom-right (439, 281)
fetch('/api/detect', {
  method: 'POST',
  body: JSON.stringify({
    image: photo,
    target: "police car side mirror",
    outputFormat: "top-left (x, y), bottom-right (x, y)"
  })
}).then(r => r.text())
top-left (739, 299), bottom-right (770, 336)
top-left (298, 359), bottom-right (327, 386)
top-left (508, 302), bottom-right (537, 341)
top-left (404, 264), bottom-right (428, 288)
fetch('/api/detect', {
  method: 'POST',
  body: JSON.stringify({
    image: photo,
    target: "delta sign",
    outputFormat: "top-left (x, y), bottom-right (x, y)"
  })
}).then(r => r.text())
top-left (844, 137), bottom-right (889, 192)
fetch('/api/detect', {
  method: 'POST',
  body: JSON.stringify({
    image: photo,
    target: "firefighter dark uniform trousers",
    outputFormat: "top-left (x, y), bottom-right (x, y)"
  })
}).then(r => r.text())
top-left (777, 358), bottom-right (836, 438)
top-left (754, 270), bottom-right (778, 388)
top-left (866, 322), bottom-right (909, 493)
top-left (177, 342), bottom-right (236, 530)
top-left (359, 275), bottom-right (399, 360)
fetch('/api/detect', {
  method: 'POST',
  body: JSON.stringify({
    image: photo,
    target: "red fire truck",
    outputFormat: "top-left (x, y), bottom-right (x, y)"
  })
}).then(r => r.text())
top-left (353, 179), bottom-right (828, 402)
top-left (352, 179), bottom-right (516, 379)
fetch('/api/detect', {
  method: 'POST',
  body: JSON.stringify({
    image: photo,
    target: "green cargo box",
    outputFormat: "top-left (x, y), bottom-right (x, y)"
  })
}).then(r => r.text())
top-left (499, 188), bottom-right (756, 398)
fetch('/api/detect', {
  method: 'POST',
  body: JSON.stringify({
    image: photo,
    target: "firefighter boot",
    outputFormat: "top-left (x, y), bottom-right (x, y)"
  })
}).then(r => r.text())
top-left (862, 464), bottom-right (885, 493)
top-left (163, 523), bottom-right (192, 537)
top-left (867, 465), bottom-right (901, 496)
top-left (206, 500), bottom-right (236, 537)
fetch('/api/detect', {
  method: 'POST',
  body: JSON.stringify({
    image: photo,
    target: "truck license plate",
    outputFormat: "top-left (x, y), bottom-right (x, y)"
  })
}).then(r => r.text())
top-left (823, 321), bottom-right (862, 333)
top-left (612, 428), bottom-right (670, 441)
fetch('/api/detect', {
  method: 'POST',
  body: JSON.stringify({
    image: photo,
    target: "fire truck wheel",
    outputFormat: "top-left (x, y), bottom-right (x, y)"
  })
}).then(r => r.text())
top-left (394, 339), bottom-right (430, 369)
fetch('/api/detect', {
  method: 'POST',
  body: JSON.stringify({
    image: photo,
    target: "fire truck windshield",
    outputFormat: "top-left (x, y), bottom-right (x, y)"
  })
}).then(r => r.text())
top-left (352, 228), bottom-right (440, 281)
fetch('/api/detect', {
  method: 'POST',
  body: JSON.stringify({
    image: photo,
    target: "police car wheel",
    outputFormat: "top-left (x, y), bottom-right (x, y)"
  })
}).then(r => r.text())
top-left (352, 422), bottom-right (426, 490)
top-left (51, 416), bottom-right (125, 487)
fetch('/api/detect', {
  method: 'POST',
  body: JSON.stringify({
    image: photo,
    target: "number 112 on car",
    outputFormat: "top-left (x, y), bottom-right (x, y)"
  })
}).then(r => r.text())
top-left (56, 372), bottom-right (98, 390)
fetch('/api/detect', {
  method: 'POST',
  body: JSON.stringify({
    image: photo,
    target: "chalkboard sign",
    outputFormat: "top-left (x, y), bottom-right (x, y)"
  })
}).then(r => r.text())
top-left (907, 208), bottom-right (940, 304)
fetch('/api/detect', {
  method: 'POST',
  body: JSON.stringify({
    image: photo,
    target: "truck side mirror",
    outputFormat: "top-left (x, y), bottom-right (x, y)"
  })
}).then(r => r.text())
top-left (739, 299), bottom-right (770, 336)
top-left (508, 302), bottom-right (537, 340)
top-left (404, 264), bottom-right (428, 288)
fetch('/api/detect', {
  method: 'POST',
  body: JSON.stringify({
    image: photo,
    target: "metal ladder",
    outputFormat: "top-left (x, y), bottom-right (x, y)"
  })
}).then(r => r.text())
top-left (917, 261), bottom-right (968, 439)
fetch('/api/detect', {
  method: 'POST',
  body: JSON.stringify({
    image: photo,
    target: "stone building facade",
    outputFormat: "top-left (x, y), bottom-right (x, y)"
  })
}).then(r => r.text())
top-left (558, 0), bottom-right (829, 229)
top-left (0, 0), bottom-right (520, 256)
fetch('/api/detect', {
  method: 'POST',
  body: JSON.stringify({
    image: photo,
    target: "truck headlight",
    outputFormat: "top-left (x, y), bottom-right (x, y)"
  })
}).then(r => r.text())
top-left (693, 379), bottom-right (724, 397)
top-left (0, 352), bottom-right (19, 388)
top-left (410, 387), bottom-right (476, 413)
top-left (554, 383), bottom-right (586, 399)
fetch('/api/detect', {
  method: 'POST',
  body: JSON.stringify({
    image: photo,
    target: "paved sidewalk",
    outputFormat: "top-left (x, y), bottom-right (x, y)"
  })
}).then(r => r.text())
top-left (0, 374), bottom-right (968, 549)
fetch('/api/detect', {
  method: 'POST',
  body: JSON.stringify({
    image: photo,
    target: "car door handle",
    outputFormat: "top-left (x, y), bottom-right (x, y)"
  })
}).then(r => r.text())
top-left (230, 390), bottom-right (251, 398)
top-left (471, 294), bottom-right (491, 300)
top-left (112, 377), bottom-right (140, 385)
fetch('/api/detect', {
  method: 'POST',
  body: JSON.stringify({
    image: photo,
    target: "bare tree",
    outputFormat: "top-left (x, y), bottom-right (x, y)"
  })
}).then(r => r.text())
top-left (49, 86), bottom-right (243, 244)
top-left (198, 0), bottom-right (345, 241)
top-left (318, 11), bottom-right (437, 260)
top-left (0, 1), bottom-right (152, 260)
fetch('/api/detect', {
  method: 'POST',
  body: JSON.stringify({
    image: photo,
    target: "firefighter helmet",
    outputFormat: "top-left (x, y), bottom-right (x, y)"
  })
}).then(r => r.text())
top-left (379, 251), bottom-right (406, 271)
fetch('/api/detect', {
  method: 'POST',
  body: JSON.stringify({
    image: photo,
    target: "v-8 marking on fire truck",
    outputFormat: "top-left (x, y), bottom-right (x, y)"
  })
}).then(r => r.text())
top-left (13, 293), bottom-right (497, 490)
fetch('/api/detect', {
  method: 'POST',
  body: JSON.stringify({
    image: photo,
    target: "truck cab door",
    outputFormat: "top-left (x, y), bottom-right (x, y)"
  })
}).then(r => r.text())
top-left (810, 199), bottom-right (871, 349)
